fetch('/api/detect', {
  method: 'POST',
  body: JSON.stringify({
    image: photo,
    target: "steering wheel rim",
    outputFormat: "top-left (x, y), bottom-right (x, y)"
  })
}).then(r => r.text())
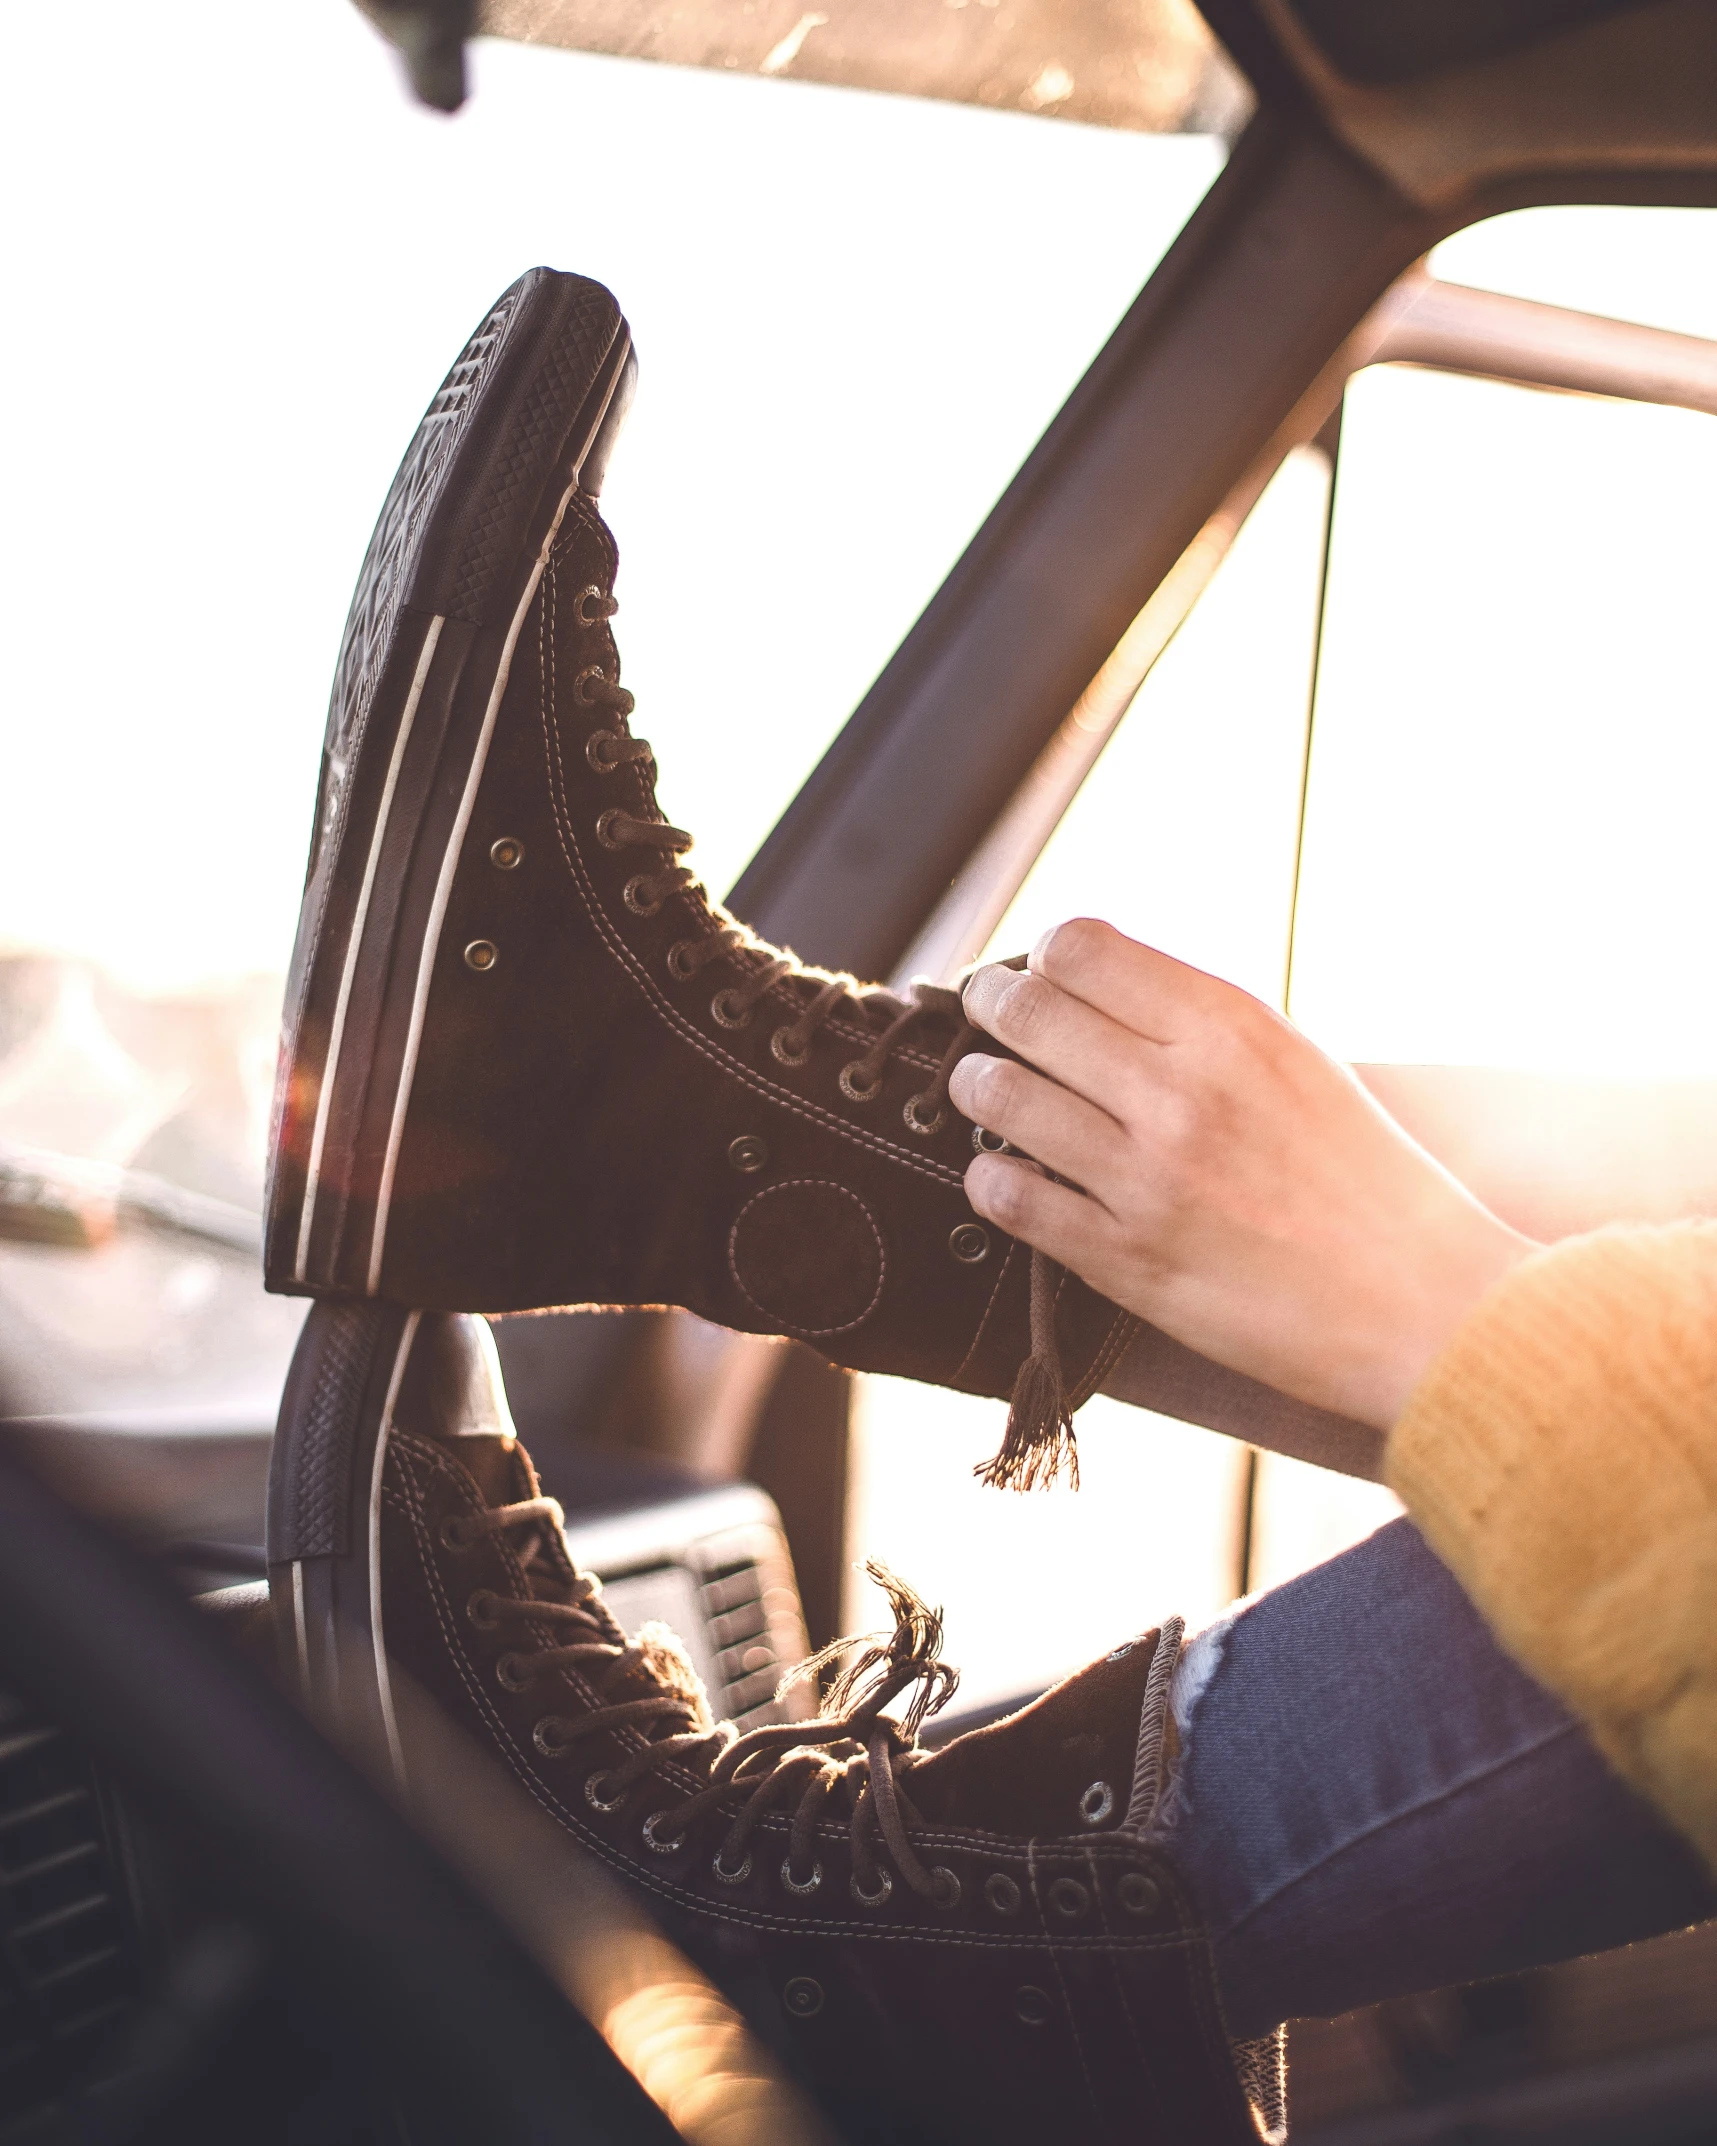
top-left (0, 1426), bottom-right (679, 2146)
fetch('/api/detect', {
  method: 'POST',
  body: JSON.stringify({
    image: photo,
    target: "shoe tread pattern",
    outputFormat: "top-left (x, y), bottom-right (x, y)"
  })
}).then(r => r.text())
top-left (267, 1301), bottom-right (390, 1561)
top-left (317, 283), bottom-right (528, 872)
top-left (427, 277), bottom-right (622, 625)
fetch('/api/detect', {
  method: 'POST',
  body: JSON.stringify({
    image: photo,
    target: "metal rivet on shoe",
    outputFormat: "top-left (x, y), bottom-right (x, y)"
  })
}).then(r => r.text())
top-left (930, 1867), bottom-right (961, 1910)
top-left (667, 939), bottom-right (702, 982)
top-left (728, 1134), bottom-right (769, 1174)
top-left (1118, 1872), bottom-right (1162, 1917)
top-left (1106, 1641), bottom-right (1135, 1661)
top-left (466, 1589), bottom-right (500, 1630)
top-left (780, 1856), bottom-right (823, 1896)
top-left (973, 1126), bottom-right (1009, 1154)
top-left (783, 1976), bottom-right (824, 2020)
top-left (463, 940), bottom-right (498, 972)
top-left (949, 1223), bottom-right (990, 1265)
top-left (585, 730), bottom-right (619, 773)
top-left (533, 1717), bottom-right (575, 1758)
top-left (850, 1869), bottom-right (893, 1908)
top-left (711, 989), bottom-right (753, 1030)
top-left (573, 585), bottom-right (612, 628)
top-left (574, 663), bottom-right (612, 705)
top-left (584, 1769), bottom-right (627, 1812)
top-left (903, 1094), bottom-right (946, 1136)
top-left (984, 1873), bottom-right (1021, 1916)
top-left (594, 808), bottom-right (625, 849)
top-left (712, 1849), bottom-right (753, 1886)
top-left (495, 1653), bottom-right (533, 1694)
top-left (641, 1811), bottom-right (688, 1855)
top-left (623, 874), bottom-right (664, 917)
top-left (771, 1026), bottom-right (811, 1068)
top-left (489, 837), bottom-right (524, 870)
top-left (1079, 1781), bottom-right (1115, 1827)
top-left (1047, 1877), bottom-right (1089, 1920)
top-left (439, 1515), bottom-right (474, 1549)
top-left (839, 1061), bottom-right (883, 1103)
top-left (1014, 1986), bottom-right (1054, 2028)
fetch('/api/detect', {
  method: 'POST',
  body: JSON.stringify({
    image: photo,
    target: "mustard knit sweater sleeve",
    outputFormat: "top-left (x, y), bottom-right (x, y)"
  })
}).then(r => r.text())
top-left (1386, 1222), bottom-right (1717, 1871)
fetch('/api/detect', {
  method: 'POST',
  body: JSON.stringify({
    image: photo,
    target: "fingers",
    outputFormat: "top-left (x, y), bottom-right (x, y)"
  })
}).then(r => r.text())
top-left (1025, 917), bottom-right (1246, 1045)
top-left (948, 1051), bottom-right (1129, 1193)
top-left (965, 1152), bottom-right (1125, 1277)
top-left (961, 957), bottom-right (1163, 1115)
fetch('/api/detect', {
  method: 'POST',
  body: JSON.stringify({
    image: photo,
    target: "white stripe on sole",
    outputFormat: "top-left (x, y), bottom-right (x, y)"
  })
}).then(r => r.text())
top-left (294, 614), bottom-right (447, 1284)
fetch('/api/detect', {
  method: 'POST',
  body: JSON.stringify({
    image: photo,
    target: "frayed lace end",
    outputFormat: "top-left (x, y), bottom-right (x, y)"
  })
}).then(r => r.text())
top-left (978, 1249), bottom-right (1079, 1492)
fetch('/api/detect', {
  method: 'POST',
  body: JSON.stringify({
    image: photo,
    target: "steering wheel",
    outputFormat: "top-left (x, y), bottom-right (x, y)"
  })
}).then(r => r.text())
top-left (0, 1429), bottom-right (679, 2146)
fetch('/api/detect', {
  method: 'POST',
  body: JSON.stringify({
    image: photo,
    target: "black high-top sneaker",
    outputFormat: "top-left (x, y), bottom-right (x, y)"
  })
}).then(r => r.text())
top-left (268, 1302), bottom-right (1282, 2146)
top-left (265, 267), bottom-right (1135, 1489)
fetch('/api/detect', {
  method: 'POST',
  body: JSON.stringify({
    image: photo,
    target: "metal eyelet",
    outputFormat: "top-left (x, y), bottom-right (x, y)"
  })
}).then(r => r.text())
top-left (929, 1867), bottom-right (961, 1910)
top-left (728, 1134), bottom-right (769, 1174)
top-left (573, 585), bottom-right (613, 628)
top-left (466, 1590), bottom-right (500, 1630)
top-left (1047, 1877), bottom-right (1089, 1920)
top-left (495, 1653), bottom-right (534, 1694)
top-left (903, 1093), bottom-right (945, 1136)
top-left (780, 1856), bottom-right (823, 1897)
top-left (533, 1718), bottom-right (576, 1758)
top-left (439, 1515), bottom-right (475, 1550)
top-left (948, 1223), bottom-right (991, 1265)
top-left (984, 1873), bottom-right (1021, 1916)
top-left (711, 1849), bottom-right (753, 1886)
top-left (710, 989), bottom-right (753, 1030)
top-left (666, 939), bottom-right (702, 982)
top-left (972, 1126), bottom-right (1009, 1154)
top-left (489, 837), bottom-right (523, 870)
top-left (594, 808), bottom-right (626, 849)
top-left (463, 940), bottom-right (498, 973)
top-left (585, 730), bottom-right (620, 773)
top-left (584, 1769), bottom-right (627, 1811)
top-left (782, 1975), bottom-right (824, 2018)
top-left (1015, 1985), bottom-right (1054, 2027)
top-left (574, 664), bottom-right (611, 704)
top-left (850, 1869), bottom-right (893, 1908)
top-left (771, 1026), bottom-right (811, 1067)
top-left (641, 1811), bottom-right (688, 1855)
top-left (623, 875), bottom-right (664, 917)
top-left (1079, 1781), bottom-right (1115, 1827)
top-left (839, 1062), bottom-right (883, 1103)
top-left (1118, 1872), bottom-right (1162, 1917)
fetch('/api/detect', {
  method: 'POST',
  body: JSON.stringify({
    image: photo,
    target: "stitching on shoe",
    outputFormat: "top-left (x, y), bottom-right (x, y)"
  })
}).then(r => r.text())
top-left (951, 1237), bottom-right (1020, 1388)
top-left (726, 1180), bottom-right (887, 1338)
top-left (388, 1433), bottom-right (1196, 1952)
top-left (1029, 1842), bottom-right (1111, 2139)
top-left (1071, 1310), bottom-right (1142, 1410)
top-left (534, 526), bottom-right (964, 1193)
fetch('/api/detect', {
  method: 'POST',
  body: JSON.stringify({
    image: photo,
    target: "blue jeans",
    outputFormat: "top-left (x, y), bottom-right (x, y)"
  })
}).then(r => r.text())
top-left (1158, 1518), bottom-right (1716, 2038)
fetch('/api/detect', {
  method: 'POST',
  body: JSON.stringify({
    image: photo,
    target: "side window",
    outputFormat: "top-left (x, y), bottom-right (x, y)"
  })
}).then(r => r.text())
top-left (1292, 362), bottom-right (1717, 1075)
top-left (851, 205), bottom-right (1717, 1682)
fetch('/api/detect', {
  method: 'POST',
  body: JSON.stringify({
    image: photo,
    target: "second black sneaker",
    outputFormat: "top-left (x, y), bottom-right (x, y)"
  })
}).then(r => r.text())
top-left (268, 1300), bottom-right (1280, 2145)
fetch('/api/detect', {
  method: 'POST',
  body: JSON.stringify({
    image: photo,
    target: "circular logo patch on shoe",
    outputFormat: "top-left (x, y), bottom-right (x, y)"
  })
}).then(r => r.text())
top-left (728, 1180), bottom-right (885, 1337)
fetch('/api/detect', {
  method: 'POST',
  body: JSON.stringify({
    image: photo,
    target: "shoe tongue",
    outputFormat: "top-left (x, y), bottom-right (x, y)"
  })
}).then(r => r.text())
top-left (905, 1628), bottom-right (1169, 1838)
top-left (392, 1313), bottom-right (575, 1604)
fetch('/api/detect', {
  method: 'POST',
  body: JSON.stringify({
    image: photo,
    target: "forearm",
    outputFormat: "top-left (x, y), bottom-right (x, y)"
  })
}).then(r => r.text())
top-left (1385, 1222), bottom-right (1717, 1870)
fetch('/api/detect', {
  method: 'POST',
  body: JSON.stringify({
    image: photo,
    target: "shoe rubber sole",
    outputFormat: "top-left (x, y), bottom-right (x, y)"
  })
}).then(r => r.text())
top-left (266, 269), bottom-right (633, 1301)
top-left (267, 1298), bottom-right (418, 1787)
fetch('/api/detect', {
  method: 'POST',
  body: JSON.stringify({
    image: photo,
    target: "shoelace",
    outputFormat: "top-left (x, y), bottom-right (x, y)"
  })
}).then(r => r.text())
top-left (573, 582), bottom-right (1077, 1487)
top-left (462, 1492), bottom-right (961, 1904)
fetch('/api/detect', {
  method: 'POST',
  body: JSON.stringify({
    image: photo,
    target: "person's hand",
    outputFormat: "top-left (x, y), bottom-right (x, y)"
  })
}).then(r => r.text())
top-left (950, 920), bottom-right (1537, 1430)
